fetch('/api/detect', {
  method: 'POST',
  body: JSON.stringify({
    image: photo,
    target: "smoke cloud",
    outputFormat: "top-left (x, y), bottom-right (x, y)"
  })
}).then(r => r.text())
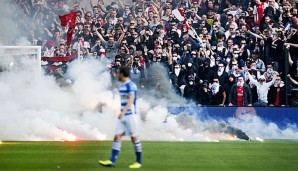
top-left (0, 1), bottom-right (18, 45)
top-left (0, 1), bottom-right (297, 141)
top-left (0, 1), bottom-right (33, 46)
top-left (227, 115), bottom-right (298, 139)
top-left (0, 57), bottom-right (297, 141)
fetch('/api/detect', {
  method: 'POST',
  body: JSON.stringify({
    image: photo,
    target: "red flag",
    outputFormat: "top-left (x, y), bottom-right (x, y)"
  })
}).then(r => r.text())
top-left (59, 12), bottom-right (78, 47)
top-left (41, 51), bottom-right (78, 62)
top-left (59, 11), bottom-right (77, 27)
top-left (42, 51), bottom-right (78, 70)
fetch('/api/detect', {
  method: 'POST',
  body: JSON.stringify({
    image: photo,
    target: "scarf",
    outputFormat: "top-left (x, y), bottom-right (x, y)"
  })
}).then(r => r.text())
top-left (274, 81), bottom-right (284, 88)
top-left (211, 83), bottom-right (220, 95)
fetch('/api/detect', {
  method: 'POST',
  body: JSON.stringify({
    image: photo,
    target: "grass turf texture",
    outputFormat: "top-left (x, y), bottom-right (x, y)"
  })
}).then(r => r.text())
top-left (0, 140), bottom-right (298, 171)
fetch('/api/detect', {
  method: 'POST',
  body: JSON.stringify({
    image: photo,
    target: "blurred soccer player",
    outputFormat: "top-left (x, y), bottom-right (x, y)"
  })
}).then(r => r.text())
top-left (99, 67), bottom-right (142, 169)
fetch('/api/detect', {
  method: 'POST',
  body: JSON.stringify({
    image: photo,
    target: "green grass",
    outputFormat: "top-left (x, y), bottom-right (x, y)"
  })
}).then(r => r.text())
top-left (0, 140), bottom-right (298, 171)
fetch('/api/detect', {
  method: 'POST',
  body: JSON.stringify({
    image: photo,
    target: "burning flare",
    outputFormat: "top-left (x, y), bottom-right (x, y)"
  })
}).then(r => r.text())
top-left (55, 130), bottom-right (77, 142)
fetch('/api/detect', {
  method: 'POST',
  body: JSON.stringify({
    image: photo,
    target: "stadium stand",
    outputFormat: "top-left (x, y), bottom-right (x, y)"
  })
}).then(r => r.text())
top-left (5, 0), bottom-right (298, 106)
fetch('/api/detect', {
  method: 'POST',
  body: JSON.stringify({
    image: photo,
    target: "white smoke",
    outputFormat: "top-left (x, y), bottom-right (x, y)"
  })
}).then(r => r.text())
top-left (0, 1), bottom-right (18, 45)
top-left (15, 37), bottom-right (32, 46)
top-left (0, 58), bottom-right (297, 141)
top-left (0, 1), bottom-right (35, 46)
top-left (0, 59), bottom-right (108, 141)
top-left (0, 0), bottom-right (297, 141)
top-left (227, 115), bottom-right (298, 139)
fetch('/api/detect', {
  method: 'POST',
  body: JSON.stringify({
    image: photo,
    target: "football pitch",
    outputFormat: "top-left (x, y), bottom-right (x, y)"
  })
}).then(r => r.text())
top-left (0, 140), bottom-right (298, 171)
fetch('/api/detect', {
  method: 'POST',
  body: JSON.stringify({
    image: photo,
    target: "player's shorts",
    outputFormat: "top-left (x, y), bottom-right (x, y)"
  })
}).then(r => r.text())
top-left (115, 114), bottom-right (139, 137)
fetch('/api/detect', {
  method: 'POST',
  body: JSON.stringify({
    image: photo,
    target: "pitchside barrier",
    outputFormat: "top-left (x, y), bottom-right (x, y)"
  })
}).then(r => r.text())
top-left (168, 107), bottom-right (298, 128)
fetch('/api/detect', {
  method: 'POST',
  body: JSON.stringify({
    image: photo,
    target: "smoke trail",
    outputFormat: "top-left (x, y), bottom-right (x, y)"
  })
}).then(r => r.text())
top-left (140, 63), bottom-right (187, 106)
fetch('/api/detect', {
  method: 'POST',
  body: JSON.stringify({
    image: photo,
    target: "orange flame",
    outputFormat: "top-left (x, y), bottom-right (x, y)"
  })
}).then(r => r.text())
top-left (225, 134), bottom-right (236, 141)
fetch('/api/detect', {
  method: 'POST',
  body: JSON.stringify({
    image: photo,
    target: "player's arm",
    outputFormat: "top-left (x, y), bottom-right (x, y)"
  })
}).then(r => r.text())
top-left (118, 94), bottom-right (135, 119)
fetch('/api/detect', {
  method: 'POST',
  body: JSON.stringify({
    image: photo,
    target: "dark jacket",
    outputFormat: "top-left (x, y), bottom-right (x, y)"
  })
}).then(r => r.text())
top-left (184, 84), bottom-right (200, 103)
top-left (229, 83), bottom-right (252, 106)
top-left (217, 71), bottom-right (229, 86)
top-left (197, 87), bottom-right (212, 106)
top-left (177, 69), bottom-right (187, 87)
top-left (268, 85), bottom-right (286, 106)
top-left (198, 67), bottom-right (216, 84)
top-left (223, 75), bottom-right (236, 105)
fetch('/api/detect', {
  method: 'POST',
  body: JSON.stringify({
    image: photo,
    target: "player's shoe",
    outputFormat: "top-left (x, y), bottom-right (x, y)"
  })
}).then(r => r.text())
top-left (129, 162), bottom-right (142, 169)
top-left (98, 160), bottom-right (114, 167)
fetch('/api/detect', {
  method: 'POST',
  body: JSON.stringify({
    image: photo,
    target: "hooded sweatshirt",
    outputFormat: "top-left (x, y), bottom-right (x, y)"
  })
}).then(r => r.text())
top-left (248, 73), bottom-right (276, 103)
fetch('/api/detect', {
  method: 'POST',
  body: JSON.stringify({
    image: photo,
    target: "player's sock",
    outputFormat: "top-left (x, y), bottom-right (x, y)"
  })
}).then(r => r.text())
top-left (110, 140), bottom-right (121, 163)
top-left (133, 140), bottom-right (142, 164)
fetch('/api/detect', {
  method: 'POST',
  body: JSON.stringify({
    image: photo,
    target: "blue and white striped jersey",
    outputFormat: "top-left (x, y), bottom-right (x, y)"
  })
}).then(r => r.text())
top-left (119, 80), bottom-right (137, 115)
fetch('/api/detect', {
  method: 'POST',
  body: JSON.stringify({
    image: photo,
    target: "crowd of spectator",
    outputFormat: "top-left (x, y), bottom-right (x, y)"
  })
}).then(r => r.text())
top-left (10, 0), bottom-right (298, 107)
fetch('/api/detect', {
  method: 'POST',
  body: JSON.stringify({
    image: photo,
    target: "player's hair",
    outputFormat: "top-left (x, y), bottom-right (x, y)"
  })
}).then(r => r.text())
top-left (119, 66), bottom-right (130, 77)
